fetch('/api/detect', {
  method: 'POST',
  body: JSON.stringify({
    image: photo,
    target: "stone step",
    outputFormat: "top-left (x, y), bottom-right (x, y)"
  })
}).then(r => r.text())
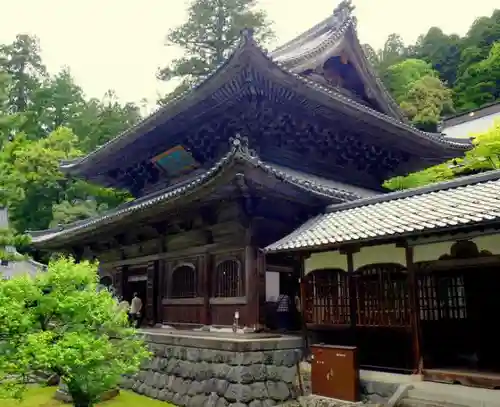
top-left (403, 384), bottom-right (500, 407)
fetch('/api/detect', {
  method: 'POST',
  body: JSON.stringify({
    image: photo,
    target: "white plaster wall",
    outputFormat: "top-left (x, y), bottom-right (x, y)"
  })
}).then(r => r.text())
top-left (472, 234), bottom-right (500, 254)
top-left (414, 242), bottom-right (454, 263)
top-left (302, 232), bottom-right (500, 275)
top-left (304, 250), bottom-right (347, 274)
top-left (413, 233), bottom-right (500, 263)
top-left (353, 244), bottom-right (405, 270)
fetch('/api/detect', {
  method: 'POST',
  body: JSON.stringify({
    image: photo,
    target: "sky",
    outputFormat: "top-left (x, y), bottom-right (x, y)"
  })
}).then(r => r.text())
top-left (0, 0), bottom-right (498, 110)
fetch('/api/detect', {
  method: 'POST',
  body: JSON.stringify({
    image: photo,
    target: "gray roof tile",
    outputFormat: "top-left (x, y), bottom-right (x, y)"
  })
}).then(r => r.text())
top-left (265, 170), bottom-right (500, 252)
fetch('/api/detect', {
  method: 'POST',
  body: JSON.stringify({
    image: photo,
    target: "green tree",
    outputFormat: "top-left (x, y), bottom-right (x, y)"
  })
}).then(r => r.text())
top-left (0, 35), bottom-right (47, 115)
top-left (0, 257), bottom-right (151, 406)
top-left (401, 75), bottom-right (454, 130)
top-left (0, 70), bottom-right (25, 147)
top-left (384, 119), bottom-right (500, 190)
top-left (376, 33), bottom-right (407, 74)
top-left (0, 128), bottom-right (131, 233)
top-left (72, 91), bottom-right (141, 153)
top-left (0, 128), bottom-right (83, 232)
top-left (454, 42), bottom-right (500, 110)
top-left (383, 59), bottom-right (454, 130)
top-left (410, 27), bottom-right (462, 86)
top-left (31, 67), bottom-right (87, 135)
top-left (462, 11), bottom-right (500, 58)
top-left (157, 0), bottom-right (274, 103)
top-left (384, 59), bottom-right (435, 102)
top-left (0, 227), bottom-right (30, 262)
top-left (50, 199), bottom-right (109, 228)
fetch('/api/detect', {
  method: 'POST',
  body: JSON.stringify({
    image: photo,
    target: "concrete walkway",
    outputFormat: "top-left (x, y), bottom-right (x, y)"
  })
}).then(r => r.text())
top-left (400, 381), bottom-right (500, 407)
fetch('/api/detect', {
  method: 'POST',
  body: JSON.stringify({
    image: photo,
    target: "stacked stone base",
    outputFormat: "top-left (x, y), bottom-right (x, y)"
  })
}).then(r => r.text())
top-left (121, 331), bottom-right (303, 407)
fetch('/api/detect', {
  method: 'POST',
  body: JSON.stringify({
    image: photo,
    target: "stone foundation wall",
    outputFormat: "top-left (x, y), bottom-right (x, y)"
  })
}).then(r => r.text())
top-left (121, 331), bottom-right (303, 407)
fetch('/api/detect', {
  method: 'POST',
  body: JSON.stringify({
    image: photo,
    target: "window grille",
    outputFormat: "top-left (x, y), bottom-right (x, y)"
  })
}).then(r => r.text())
top-left (170, 264), bottom-right (197, 298)
top-left (304, 269), bottom-right (350, 325)
top-left (418, 274), bottom-right (467, 320)
top-left (354, 263), bottom-right (410, 327)
top-left (214, 259), bottom-right (242, 297)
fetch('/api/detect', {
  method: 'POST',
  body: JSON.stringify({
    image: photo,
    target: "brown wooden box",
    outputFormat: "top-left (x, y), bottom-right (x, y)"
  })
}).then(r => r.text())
top-left (310, 344), bottom-right (360, 402)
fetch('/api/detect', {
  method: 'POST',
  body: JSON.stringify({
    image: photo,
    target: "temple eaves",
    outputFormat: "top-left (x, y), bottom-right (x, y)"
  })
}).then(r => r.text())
top-left (29, 136), bottom-right (365, 248)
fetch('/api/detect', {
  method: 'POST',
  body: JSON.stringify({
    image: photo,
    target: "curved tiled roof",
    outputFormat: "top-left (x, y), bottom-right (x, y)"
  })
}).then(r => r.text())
top-left (60, 6), bottom-right (471, 176)
top-left (270, 1), bottom-right (406, 122)
top-left (30, 136), bottom-right (363, 246)
top-left (265, 170), bottom-right (500, 252)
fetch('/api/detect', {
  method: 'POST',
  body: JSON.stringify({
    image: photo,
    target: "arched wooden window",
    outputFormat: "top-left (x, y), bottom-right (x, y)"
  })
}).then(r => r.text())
top-left (213, 259), bottom-right (243, 297)
top-left (170, 264), bottom-right (197, 298)
top-left (304, 269), bottom-right (350, 326)
top-left (354, 263), bottom-right (409, 328)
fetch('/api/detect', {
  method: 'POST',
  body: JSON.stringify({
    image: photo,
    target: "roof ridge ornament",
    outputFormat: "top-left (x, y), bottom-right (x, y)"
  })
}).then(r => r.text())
top-left (334, 0), bottom-right (354, 15)
top-left (229, 134), bottom-right (257, 158)
top-left (241, 28), bottom-right (254, 41)
top-left (332, 0), bottom-right (354, 24)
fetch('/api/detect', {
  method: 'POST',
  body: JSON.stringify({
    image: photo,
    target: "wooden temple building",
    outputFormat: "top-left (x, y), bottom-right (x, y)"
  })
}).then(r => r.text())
top-left (29, 1), bottom-right (500, 388)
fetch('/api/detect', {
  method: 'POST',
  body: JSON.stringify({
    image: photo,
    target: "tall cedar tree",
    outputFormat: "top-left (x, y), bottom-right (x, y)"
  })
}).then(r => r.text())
top-left (157, 0), bottom-right (274, 104)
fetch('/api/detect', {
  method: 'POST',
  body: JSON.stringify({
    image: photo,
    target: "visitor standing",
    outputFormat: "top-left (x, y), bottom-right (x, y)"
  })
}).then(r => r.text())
top-left (275, 291), bottom-right (292, 332)
top-left (129, 292), bottom-right (143, 328)
top-left (118, 297), bottom-right (130, 312)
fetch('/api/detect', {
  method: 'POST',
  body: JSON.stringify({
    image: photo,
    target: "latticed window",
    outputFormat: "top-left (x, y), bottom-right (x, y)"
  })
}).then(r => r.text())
top-left (304, 269), bottom-right (350, 326)
top-left (418, 274), bottom-right (467, 320)
top-left (354, 263), bottom-right (410, 328)
top-left (214, 259), bottom-right (242, 297)
top-left (170, 264), bottom-right (197, 298)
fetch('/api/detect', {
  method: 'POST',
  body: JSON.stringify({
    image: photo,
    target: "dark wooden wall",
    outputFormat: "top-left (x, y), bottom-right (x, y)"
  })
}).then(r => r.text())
top-left (86, 200), bottom-right (289, 328)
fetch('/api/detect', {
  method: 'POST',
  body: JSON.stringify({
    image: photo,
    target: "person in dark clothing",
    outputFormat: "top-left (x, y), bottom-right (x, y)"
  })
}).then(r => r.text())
top-left (275, 291), bottom-right (292, 331)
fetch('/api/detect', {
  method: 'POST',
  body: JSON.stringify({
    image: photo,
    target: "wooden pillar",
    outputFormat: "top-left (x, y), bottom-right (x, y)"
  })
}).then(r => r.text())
top-left (406, 245), bottom-right (422, 374)
top-left (346, 250), bottom-right (358, 344)
top-left (245, 246), bottom-right (260, 328)
top-left (201, 254), bottom-right (211, 326)
top-left (298, 252), bottom-right (309, 357)
top-left (156, 260), bottom-right (164, 325)
top-left (156, 236), bottom-right (167, 325)
top-left (256, 248), bottom-right (267, 329)
top-left (146, 261), bottom-right (156, 326)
